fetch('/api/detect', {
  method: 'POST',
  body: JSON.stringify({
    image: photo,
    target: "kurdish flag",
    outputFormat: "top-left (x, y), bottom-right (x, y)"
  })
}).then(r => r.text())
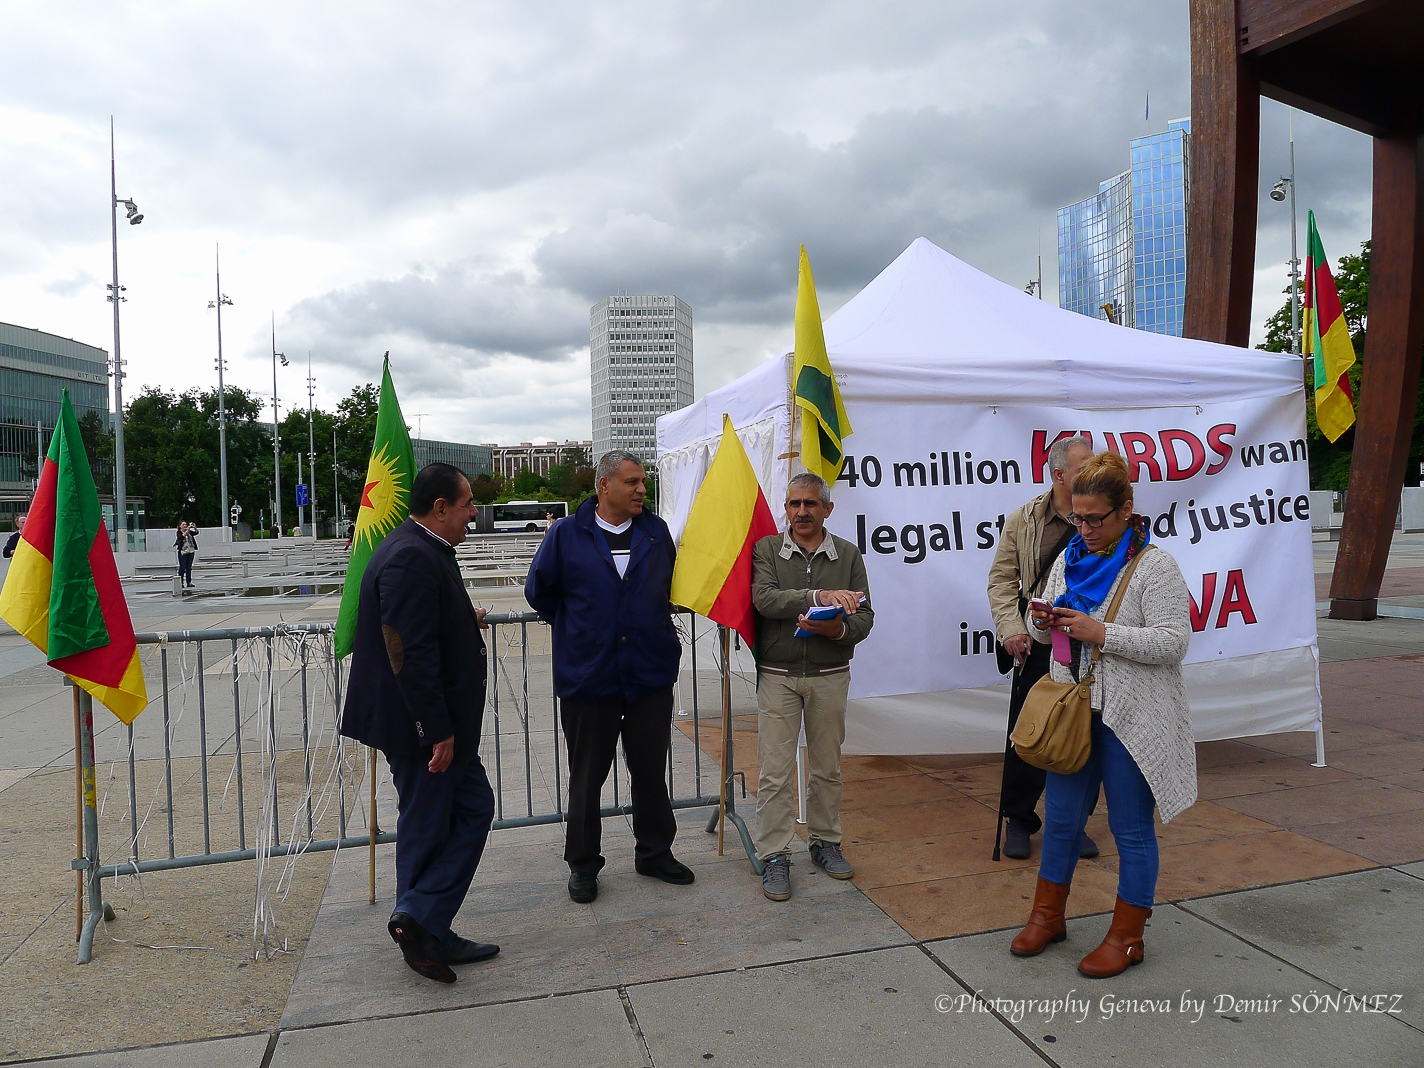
top-left (1304, 211), bottom-right (1357, 443)
top-left (793, 246), bottom-right (853, 483)
top-left (0, 391), bottom-right (147, 723)
top-left (670, 415), bottom-right (779, 647)
top-left (335, 355), bottom-right (416, 659)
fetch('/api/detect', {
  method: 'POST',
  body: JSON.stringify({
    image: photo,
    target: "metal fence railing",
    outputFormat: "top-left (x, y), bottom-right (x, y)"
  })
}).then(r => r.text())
top-left (70, 610), bottom-right (747, 964)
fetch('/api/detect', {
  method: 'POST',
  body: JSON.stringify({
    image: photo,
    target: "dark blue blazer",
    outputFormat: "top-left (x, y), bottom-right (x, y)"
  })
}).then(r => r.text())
top-left (525, 497), bottom-right (681, 702)
top-left (341, 518), bottom-right (487, 758)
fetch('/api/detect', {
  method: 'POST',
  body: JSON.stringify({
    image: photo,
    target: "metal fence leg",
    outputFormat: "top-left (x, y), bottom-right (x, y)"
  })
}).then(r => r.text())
top-left (231, 638), bottom-right (246, 850)
top-left (77, 691), bottom-right (108, 964)
top-left (196, 643), bottom-right (211, 854)
top-left (160, 645), bottom-right (175, 858)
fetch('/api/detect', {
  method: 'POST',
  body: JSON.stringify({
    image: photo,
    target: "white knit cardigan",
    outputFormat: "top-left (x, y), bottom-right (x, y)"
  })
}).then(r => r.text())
top-left (1029, 544), bottom-right (1198, 822)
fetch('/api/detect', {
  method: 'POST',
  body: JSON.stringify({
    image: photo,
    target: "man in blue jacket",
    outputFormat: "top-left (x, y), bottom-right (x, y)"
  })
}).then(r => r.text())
top-left (341, 464), bottom-right (496, 983)
top-left (525, 451), bottom-right (692, 903)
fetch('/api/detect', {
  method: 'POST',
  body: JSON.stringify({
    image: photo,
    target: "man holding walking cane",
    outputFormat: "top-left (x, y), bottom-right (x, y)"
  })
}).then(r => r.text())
top-left (987, 435), bottom-right (1099, 861)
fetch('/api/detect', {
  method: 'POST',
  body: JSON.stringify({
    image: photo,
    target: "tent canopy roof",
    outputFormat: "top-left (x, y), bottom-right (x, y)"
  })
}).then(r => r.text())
top-left (659, 237), bottom-right (1303, 453)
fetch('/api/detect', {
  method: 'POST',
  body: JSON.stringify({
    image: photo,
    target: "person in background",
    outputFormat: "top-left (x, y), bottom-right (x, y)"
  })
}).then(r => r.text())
top-left (750, 472), bottom-right (874, 902)
top-left (340, 463), bottom-right (497, 984)
top-left (525, 451), bottom-right (692, 904)
top-left (1013, 450), bottom-right (1196, 979)
top-left (3, 514), bottom-right (27, 559)
top-left (987, 435), bottom-right (1099, 861)
top-left (174, 521), bottom-right (198, 589)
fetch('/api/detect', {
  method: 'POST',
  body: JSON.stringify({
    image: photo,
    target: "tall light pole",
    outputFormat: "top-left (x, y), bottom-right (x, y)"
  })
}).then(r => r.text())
top-left (332, 429), bottom-right (342, 540)
top-left (1270, 114), bottom-right (1301, 357)
top-left (306, 352), bottom-right (318, 535)
top-left (107, 118), bottom-right (143, 553)
top-left (271, 314), bottom-right (288, 537)
top-left (208, 246), bottom-right (233, 543)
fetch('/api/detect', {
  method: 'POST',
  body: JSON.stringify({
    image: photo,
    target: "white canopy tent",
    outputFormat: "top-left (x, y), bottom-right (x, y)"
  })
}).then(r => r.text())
top-left (658, 238), bottom-right (1321, 755)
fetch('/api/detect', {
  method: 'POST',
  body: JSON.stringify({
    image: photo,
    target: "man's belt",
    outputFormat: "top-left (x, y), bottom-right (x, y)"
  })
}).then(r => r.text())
top-left (758, 661), bottom-right (850, 678)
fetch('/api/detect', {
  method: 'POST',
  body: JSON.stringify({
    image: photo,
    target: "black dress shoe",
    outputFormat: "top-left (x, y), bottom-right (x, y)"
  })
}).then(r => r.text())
top-left (569, 871), bottom-right (599, 903)
top-left (635, 854), bottom-right (695, 885)
top-left (440, 932), bottom-right (500, 965)
top-left (388, 911), bottom-right (456, 984)
top-left (1002, 822), bottom-right (1031, 860)
top-left (1079, 833), bottom-right (1101, 859)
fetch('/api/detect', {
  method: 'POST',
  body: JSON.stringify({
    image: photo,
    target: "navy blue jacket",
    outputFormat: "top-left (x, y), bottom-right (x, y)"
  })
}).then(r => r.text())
top-left (341, 518), bottom-right (487, 758)
top-left (525, 497), bottom-right (681, 702)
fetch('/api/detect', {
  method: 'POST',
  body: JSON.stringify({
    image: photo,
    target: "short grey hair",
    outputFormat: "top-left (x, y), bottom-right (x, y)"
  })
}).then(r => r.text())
top-left (786, 471), bottom-right (831, 505)
top-left (1047, 435), bottom-right (1092, 478)
top-left (596, 450), bottom-right (644, 485)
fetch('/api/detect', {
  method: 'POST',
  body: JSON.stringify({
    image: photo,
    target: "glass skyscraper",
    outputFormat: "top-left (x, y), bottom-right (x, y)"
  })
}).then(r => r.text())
top-left (1058, 118), bottom-right (1190, 336)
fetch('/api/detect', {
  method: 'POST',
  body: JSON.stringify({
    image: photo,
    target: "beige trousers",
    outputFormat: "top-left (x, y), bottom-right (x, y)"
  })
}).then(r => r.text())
top-left (754, 670), bottom-right (850, 860)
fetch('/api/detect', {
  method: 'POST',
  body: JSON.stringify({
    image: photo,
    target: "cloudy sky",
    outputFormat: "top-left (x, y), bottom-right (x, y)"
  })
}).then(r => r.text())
top-left (0, 2), bottom-right (1373, 446)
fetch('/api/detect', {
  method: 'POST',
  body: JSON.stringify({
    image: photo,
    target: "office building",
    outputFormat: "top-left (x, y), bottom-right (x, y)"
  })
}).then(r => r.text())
top-left (589, 294), bottom-right (693, 466)
top-left (413, 438), bottom-right (494, 478)
top-left (1058, 118), bottom-right (1191, 336)
top-left (0, 322), bottom-right (113, 528)
top-left (486, 441), bottom-right (591, 480)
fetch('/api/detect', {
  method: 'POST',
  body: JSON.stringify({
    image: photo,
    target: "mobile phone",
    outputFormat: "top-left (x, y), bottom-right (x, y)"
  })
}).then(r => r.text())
top-left (1028, 598), bottom-right (1052, 614)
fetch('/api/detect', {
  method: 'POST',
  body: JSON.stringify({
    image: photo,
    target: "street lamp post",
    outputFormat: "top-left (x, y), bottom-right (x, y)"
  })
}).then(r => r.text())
top-left (306, 353), bottom-right (318, 536)
top-left (270, 314), bottom-right (288, 537)
top-left (208, 245), bottom-right (233, 543)
top-left (1270, 121), bottom-right (1302, 358)
top-left (332, 429), bottom-right (342, 541)
top-left (107, 118), bottom-right (143, 553)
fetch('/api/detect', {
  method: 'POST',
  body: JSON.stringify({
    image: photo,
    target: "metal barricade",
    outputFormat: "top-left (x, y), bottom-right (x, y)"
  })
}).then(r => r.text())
top-left (71, 610), bottom-right (732, 963)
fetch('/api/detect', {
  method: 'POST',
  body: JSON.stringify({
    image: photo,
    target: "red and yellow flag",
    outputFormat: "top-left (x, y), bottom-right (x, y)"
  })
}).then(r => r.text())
top-left (1304, 210), bottom-right (1357, 443)
top-left (0, 391), bottom-right (147, 723)
top-left (670, 415), bottom-right (779, 647)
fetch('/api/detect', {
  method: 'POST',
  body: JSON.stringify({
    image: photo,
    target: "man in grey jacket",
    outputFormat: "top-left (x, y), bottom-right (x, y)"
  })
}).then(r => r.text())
top-left (750, 472), bottom-right (873, 901)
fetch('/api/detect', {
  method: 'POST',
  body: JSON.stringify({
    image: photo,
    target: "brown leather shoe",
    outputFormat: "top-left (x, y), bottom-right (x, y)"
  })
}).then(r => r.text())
top-left (1009, 877), bottom-right (1070, 957)
top-left (1078, 896), bottom-right (1152, 978)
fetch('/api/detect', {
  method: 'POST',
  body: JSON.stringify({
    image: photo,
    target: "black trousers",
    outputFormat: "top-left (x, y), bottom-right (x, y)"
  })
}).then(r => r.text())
top-left (1002, 641), bottom-right (1099, 835)
top-left (1002, 641), bottom-right (1052, 834)
top-left (386, 750), bottom-right (495, 939)
top-left (561, 687), bottom-right (677, 874)
top-left (177, 553), bottom-right (194, 585)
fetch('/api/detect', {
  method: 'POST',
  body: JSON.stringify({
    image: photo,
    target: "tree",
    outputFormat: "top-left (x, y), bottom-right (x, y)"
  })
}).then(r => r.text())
top-left (511, 466), bottom-right (546, 496)
top-left (1258, 241), bottom-right (1376, 490)
top-left (469, 472), bottom-right (504, 504)
top-left (78, 411), bottom-right (114, 497)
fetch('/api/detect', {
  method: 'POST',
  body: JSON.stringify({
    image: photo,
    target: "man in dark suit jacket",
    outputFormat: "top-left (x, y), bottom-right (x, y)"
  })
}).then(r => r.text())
top-left (525, 451), bottom-right (692, 904)
top-left (341, 463), bottom-right (496, 984)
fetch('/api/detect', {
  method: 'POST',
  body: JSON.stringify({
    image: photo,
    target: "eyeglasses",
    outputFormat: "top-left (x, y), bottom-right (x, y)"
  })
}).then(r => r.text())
top-left (1067, 511), bottom-right (1113, 529)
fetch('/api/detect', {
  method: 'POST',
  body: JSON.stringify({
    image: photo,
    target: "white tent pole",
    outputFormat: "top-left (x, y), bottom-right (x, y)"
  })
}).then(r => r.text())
top-left (796, 724), bottom-right (808, 825)
top-left (1312, 721), bottom-right (1327, 768)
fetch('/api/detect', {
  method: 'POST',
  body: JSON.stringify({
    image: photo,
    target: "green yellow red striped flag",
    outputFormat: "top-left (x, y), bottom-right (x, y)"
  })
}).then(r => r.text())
top-left (0, 390), bottom-right (147, 722)
top-left (670, 415), bottom-right (779, 647)
top-left (1304, 211), bottom-right (1357, 443)
top-left (793, 246), bottom-right (853, 482)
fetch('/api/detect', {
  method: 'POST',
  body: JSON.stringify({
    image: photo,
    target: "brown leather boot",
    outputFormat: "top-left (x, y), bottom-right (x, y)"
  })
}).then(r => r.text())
top-left (1077, 896), bottom-right (1152, 978)
top-left (1009, 877), bottom-right (1070, 957)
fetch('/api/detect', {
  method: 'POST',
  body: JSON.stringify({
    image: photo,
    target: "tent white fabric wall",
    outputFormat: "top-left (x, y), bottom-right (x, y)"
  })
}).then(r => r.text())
top-left (658, 238), bottom-right (1322, 755)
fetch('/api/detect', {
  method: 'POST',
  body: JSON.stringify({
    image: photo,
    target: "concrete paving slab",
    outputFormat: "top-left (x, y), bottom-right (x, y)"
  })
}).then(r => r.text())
top-left (1181, 868), bottom-right (1424, 1029)
top-left (272, 989), bottom-right (643, 1068)
top-left (925, 904), bottom-right (1424, 1066)
top-left (13, 1033), bottom-right (269, 1067)
top-left (1398, 861), bottom-right (1424, 880)
top-left (628, 944), bottom-right (1043, 1067)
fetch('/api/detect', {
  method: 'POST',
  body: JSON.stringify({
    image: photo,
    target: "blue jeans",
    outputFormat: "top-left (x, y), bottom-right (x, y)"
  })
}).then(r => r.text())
top-left (1040, 716), bottom-right (1158, 909)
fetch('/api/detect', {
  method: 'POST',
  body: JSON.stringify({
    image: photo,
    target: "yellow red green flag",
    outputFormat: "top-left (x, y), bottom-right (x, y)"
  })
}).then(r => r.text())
top-left (793, 246), bottom-right (852, 482)
top-left (335, 355), bottom-right (415, 659)
top-left (1304, 211), bottom-right (1357, 443)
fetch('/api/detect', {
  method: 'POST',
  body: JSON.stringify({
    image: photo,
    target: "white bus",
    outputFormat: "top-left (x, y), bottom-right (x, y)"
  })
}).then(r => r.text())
top-left (478, 500), bottom-right (568, 534)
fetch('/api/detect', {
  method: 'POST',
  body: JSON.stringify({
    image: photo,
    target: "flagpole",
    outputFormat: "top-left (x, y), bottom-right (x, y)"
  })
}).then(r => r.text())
top-left (718, 626), bottom-right (729, 855)
top-left (368, 745), bottom-right (378, 905)
top-left (73, 684), bottom-right (84, 942)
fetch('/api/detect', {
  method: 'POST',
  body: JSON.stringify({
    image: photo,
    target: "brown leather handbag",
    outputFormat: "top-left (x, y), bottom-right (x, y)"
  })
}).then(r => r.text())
top-left (1011, 547), bottom-right (1152, 774)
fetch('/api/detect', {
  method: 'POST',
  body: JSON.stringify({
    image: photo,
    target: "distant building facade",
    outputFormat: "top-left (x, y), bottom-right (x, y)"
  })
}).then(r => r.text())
top-left (486, 441), bottom-right (591, 480)
top-left (1058, 118), bottom-right (1191, 336)
top-left (589, 294), bottom-right (693, 467)
top-left (0, 322), bottom-right (113, 528)
top-left (413, 438), bottom-right (493, 478)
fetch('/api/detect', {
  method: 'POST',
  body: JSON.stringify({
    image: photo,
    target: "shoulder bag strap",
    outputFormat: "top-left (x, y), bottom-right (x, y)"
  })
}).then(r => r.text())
top-left (1084, 545), bottom-right (1154, 674)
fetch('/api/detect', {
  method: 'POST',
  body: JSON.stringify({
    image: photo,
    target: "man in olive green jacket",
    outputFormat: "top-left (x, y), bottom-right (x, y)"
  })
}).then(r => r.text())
top-left (750, 472), bottom-right (873, 901)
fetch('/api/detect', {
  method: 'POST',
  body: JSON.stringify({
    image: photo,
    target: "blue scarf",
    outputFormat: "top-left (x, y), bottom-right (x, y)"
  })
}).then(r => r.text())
top-left (1055, 517), bottom-right (1150, 615)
